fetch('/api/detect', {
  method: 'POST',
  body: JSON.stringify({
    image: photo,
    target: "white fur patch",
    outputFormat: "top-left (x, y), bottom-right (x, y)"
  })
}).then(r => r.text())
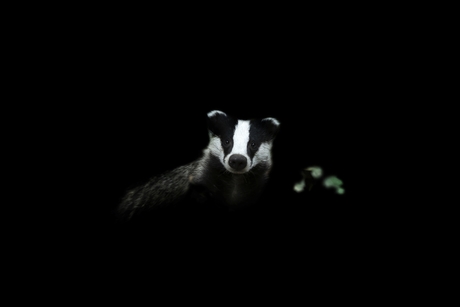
top-left (207, 136), bottom-right (225, 163)
top-left (224, 120), bottom-right (251, 173)
top-left (252, 141), bottom-right (273, 168)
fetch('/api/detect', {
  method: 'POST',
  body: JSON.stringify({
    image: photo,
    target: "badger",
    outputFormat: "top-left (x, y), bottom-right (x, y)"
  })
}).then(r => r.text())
top-left (117, 110), bottom-right (280, 220)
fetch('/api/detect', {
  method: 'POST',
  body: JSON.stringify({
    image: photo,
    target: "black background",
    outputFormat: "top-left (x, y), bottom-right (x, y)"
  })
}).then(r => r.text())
top-left (42, 8), bottom-right (403, 289)
top-left (64, 40), bottom-right (371, 267)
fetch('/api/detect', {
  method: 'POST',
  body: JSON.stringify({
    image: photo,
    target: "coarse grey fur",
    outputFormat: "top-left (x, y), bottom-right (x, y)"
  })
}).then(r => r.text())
top-left (117, 111), bottom-right (279, 221)
top-left (118, 162), bottom-right (201, 220)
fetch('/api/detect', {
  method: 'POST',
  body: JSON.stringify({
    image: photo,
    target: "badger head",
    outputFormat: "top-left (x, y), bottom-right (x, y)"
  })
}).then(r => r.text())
top-left (206, 110), bottom-right (280, 174)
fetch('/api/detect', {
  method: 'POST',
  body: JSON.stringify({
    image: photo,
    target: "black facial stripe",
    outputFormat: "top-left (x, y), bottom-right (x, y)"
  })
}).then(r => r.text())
top-left (221, 137), bottom-right (233, 158)
top-left (250, 119), bottom-right (277, 140)
top-left (207, 112), bottom-right (238, 159)
top-left (247, 119), bottom-right (274, 159)
top-left (220, 121), bottom-right (236, 159)
top-left (246, 139), bottom-right (261, 160)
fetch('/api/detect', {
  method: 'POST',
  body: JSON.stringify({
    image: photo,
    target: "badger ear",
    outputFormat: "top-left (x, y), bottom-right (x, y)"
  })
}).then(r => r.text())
top-left (261, 117), bottom-right (280, 139)
top-left (207, 110), bottom-right (227, 119)
top-left (206, 110), bottom-right (228, 136)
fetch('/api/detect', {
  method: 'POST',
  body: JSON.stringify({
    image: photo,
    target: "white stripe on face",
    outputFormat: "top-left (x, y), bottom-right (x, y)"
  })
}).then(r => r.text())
top-left (231, 120), bottom-right (250, 157)
top-left (224, 119), bottom-right (251, 172)
top-left (230, 120), bottom-right (249, 158)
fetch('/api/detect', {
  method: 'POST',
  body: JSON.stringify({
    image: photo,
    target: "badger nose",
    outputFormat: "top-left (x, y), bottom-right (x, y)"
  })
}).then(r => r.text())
top-left (228, 154), bottom-right (247, 171)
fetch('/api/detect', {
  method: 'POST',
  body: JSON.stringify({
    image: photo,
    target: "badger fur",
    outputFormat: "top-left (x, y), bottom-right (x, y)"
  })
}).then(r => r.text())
top-left (117, 110), bottom-right (280, 220)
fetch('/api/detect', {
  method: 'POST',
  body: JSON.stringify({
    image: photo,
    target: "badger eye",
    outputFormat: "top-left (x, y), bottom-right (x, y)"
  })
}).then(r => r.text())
top-left (225, 140), bottom-right (230, 145)
top-left (250, 142), bottom-right (256, 148)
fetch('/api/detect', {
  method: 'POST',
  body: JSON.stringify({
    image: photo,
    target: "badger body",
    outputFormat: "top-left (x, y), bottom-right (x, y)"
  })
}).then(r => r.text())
top-left (117, 110), bottom-right (280, 220)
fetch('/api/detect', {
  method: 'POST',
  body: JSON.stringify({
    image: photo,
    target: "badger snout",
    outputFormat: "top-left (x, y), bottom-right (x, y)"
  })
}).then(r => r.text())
top-left (228, 154), bottom-right (247, 172)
